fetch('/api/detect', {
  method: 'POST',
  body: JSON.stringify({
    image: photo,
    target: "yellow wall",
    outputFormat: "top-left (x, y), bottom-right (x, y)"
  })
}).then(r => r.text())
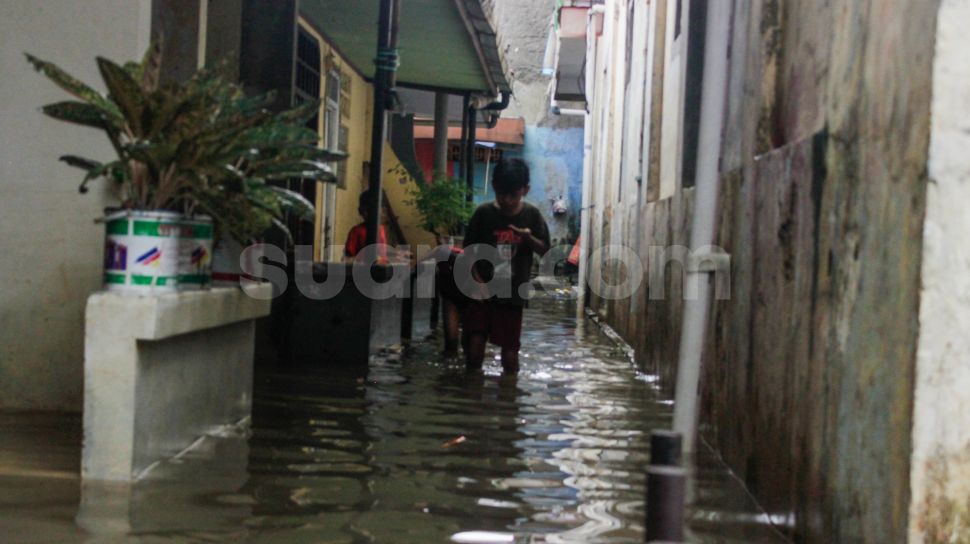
top-left (330, 82), bottom-right (372, 259)
top-left (382, 142), bottom-right (437, 249)
top-left (299, 17), bottom-right (435, 261)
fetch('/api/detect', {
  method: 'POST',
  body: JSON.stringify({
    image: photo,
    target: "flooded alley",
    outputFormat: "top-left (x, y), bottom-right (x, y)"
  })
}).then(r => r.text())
top-left (1, 294), bottom-right (786, 543)
top-left (3, 1), bottom-right (967, 541)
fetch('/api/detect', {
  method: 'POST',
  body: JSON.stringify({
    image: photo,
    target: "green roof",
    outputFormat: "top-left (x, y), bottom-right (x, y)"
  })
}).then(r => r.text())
top-left (301, 0), bottom-right (508, 94)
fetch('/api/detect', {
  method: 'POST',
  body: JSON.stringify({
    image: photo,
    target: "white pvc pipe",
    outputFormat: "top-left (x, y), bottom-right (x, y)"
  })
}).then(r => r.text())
top-left (576, 4), bottom-right (604, 309)
top-left (556, 107), bottom-right (587, 116)
top-left (672, 0), bottom-right (733, 453)
top-left (197, 0), bottom-right (208, 69)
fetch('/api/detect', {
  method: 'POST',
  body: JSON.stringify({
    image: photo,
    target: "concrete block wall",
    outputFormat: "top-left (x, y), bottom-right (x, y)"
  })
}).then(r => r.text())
top-left (83, 286), bottom-right (270, 481)
top-left (582, 0), bottom-right (945, 541)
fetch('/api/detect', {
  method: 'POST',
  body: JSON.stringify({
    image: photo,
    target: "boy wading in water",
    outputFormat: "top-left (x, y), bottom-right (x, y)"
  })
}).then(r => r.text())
top-left (461, 159), bottom-right (550, 374)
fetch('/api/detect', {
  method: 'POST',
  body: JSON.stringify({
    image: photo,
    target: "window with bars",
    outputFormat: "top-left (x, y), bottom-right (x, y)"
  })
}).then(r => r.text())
top-left (295, 28), bottom-right (321, 132)
top-left (283, 26), bottom-right (325, 248)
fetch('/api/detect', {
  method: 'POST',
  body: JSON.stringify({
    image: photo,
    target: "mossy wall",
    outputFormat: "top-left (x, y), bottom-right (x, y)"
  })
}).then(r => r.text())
top-left (585, 0), bottom-right (942, 541)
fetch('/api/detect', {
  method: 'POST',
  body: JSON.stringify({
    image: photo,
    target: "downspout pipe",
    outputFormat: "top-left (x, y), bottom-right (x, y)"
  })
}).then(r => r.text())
top-left (553, 105), bottom-right (586, 116)
top-left (465, 102), bottom-right (478, 202)
top-left (672, 0), bottom-right (733, 454)
top-left (365, 0), bottom-right (402, 247)
top-left (433, 92), bottom-right (450, 179)
top-left (460, 93), bottom-right (470, 191)
top-left (482, 91), bottom-right (510, 111)
top-left (483, 91), bottom-right (510, 129)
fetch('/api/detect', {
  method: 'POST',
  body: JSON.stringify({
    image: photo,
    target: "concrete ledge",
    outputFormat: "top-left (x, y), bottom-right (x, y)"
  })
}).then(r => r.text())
top-left (86, 284), bottom-right (272, 341)
top-left (82, 285), bottom-right (271, 481)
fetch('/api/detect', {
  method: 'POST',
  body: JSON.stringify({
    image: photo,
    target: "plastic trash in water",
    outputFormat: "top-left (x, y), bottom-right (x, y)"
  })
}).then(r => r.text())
top-left (442, 436), bottom-right (467, 448)
top-left (450, 531), bottom-right (515, 543)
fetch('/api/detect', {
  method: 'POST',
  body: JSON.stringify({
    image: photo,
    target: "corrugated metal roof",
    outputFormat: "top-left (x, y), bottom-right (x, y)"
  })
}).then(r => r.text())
top-left (300, 0), bottom-right (509, 94)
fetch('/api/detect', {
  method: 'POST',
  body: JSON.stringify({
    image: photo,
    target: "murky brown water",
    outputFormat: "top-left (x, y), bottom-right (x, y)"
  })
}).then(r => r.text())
top-left (0, 295), bottom-right (789, 543)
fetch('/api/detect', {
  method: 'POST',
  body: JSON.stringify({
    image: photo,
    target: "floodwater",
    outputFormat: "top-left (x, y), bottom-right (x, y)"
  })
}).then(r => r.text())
top-left (0, 294), bottom-right (789, 543)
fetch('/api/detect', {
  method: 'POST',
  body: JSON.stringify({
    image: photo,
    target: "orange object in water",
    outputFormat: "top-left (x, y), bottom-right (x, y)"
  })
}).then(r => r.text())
top-left (567, 237), bottom-right (581, 266)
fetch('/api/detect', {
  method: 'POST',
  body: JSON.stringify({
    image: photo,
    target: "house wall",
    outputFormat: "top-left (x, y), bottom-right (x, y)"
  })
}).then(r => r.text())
top-left (582, 0), bottom-right (941, 541)
top-left (909, 1), bottom-right (970, 540)
top-left (0, 1), bottom-right (152, 411)
top-left (519, 126), bottom-right (585, 246)
top-left (299, 18), bottom-right (433, 259)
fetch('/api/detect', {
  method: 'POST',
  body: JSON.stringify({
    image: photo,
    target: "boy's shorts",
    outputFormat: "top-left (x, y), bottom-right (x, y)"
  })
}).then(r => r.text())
top-left (462, 301), bottom-right (523, 351)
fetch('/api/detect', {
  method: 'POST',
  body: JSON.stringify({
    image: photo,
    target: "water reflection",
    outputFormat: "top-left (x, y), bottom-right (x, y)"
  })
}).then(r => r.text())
top-left (240, 296), bottom-right (658, 542)
top-left (0, 296), bottom-right (789, 543)
top-left (77, 427), bottom-right (252, 539)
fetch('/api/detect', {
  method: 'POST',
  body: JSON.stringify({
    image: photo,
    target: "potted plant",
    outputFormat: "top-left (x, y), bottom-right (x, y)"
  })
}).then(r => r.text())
top-left (406, 175), bottom-right (475, 247)
top-left (27, 43), bottom-right (343, 293)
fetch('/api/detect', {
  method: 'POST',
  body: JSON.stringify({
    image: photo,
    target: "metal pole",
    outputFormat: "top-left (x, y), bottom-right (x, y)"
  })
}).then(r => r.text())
top-left (365, 0), bottom-right (401, 248)
top-left (433, 92), bottom-right (450, 180)
top-left (645, 465), bottom-right (687, 542)
top-left (465, 103), bottom-right (477, 203)
top-left (650, 430), bottom-right (683, 467)
top-left (459, 94), bottom-right (470, 195)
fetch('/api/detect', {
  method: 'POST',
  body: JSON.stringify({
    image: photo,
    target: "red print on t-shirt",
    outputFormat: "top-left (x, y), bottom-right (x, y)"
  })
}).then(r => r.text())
top-left (494, 229), bottom-right (522, 245)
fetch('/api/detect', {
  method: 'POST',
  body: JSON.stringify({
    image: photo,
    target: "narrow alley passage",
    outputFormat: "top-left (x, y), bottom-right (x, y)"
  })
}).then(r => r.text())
top-left (1, 293), bottom-right (787, 543)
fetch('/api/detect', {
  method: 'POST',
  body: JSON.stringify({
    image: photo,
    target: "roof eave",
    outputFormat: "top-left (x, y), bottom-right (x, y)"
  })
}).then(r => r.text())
top-left (453, 0), bottom-right (511, 95)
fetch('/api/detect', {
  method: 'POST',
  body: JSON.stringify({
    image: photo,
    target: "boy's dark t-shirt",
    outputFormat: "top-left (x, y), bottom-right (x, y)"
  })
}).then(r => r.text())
top-left (462, 201), bottom-right (551, 306)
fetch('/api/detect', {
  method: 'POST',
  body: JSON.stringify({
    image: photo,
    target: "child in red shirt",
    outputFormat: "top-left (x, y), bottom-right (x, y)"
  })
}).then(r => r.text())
top-left (344, 190), bottom-right (388, 262)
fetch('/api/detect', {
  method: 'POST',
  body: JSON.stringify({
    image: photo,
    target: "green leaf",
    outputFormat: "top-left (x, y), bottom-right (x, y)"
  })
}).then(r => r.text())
top-left (279, 99), bottom-right (322, 124)
top-left (271, 216), bottom-right (295, 245)
top-left (40, 101), bottom-right (115, 130)
top-left (238, 123), bottom-right (319, 149)
top-left (97, 56), bottom-right (146, 135)
top-left (407, 176), bottom-right (475, 235)
top-left (262, 169), bottom-right (335, 182)
top-left (269, 186), bottom-right (315, 221)
top-left (25, 53), bottom-right (122, 120)
top-left (59, 155), bottom-right (101, 172)
top-left (302, 148), bottom-right (348, 163)
top-left (122, 61), bottom-right (144, 85)
top-left (59, 157), bottom-right (127, 194)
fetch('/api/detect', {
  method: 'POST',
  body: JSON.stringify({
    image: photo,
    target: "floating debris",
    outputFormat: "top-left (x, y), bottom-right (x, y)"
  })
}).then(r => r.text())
top-left (450, 531), bottom-right (515, 543)
top-left (442, 435), bottom-right (467, 448)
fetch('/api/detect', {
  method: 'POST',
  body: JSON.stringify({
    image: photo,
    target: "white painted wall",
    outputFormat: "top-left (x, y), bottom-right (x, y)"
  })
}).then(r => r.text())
top-left (0, 1), bottom-right (152, 411)
top-left (910, 0), bottom-right (970, 540)
top-left (658, 0), bottom-right (688, 201)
